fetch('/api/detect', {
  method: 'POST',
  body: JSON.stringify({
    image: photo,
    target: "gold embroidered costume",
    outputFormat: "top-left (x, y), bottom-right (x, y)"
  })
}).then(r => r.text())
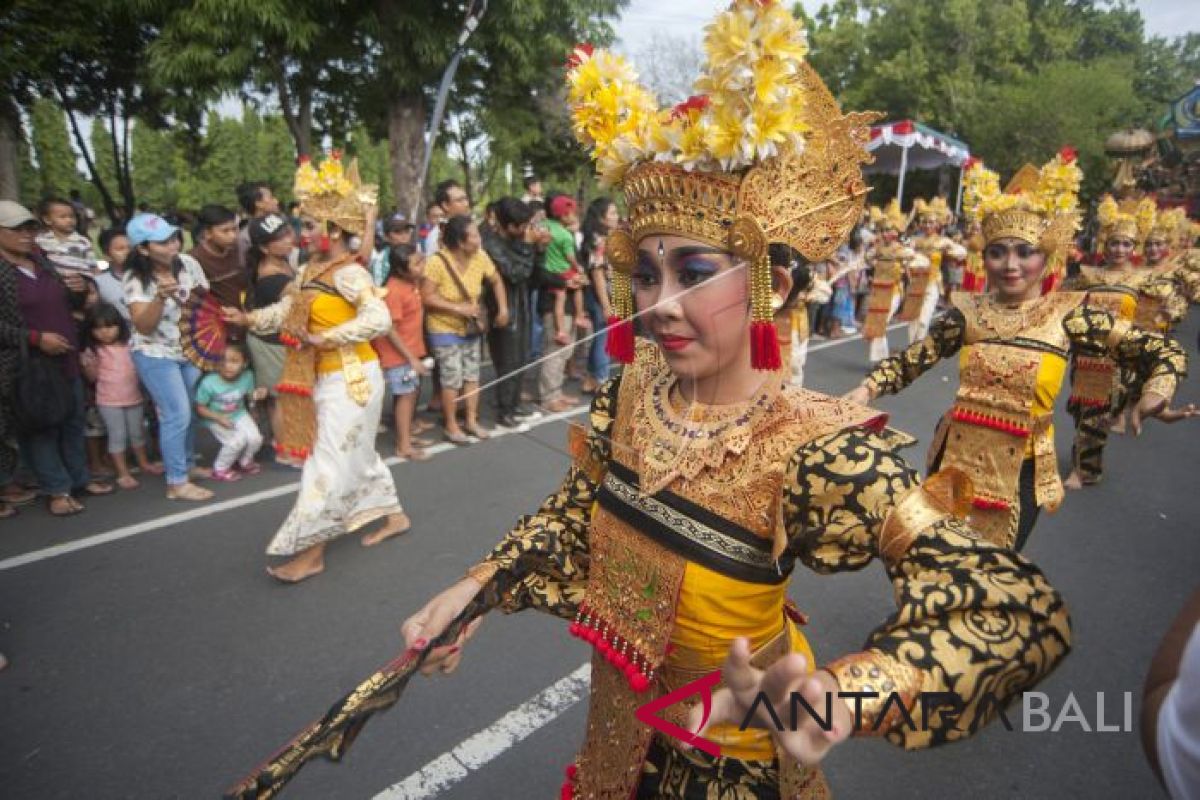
top-left (1062, 195), bottom-right (1190, 485)
top-left (863, 294), bottom-right (1185, 548)
top-left (244, 153), bottom-right (404, 555)
top-left (470, 6), bottom-right (1072, 797)
top-left (862, 153), bottom-right (1186, 547)
top-left (902, 198), bottom-right (966, 341)
top-left (864, 201), bottom-right (923, 359)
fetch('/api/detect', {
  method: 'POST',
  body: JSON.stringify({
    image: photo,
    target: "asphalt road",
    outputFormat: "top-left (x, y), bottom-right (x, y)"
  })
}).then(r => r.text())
top-left (1, 314), bottom-right (1197, 800)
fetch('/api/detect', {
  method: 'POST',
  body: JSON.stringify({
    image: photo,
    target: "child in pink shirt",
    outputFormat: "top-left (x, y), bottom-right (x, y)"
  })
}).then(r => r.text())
top-left (80, 304), bottom-right (163, 489)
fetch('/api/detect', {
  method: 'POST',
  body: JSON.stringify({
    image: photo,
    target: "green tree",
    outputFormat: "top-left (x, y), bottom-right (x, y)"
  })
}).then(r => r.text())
top-left (132, 122), bottom-right (179, 211)
top-left (28, 98), bottom-right (80, 199)
top-left (801, 0), bottom-right (1200, 202)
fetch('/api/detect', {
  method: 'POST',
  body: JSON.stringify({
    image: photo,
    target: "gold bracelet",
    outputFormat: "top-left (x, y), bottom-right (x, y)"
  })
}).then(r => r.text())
top-left (465, 561), bottom-right (499, 587)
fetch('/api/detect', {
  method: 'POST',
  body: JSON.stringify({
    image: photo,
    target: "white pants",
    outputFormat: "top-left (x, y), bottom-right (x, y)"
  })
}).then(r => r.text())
top-left (868, 294), bottom-right (902, 363)
top-left (789, 332), bottom-right (809, 387)
top-left (907, 280), bottom-right (940, 344)
top-left (210, 414), bottom-right (264, 472)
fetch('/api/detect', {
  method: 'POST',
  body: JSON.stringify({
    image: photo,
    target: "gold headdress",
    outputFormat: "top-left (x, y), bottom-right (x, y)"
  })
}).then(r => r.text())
top-left (914, 196), bottom-right (952, 226)
top-left (1147, 205), bottom-right (1184, 245)
top-left (1097, 194), bottom-right (1155, 248)
top-left (870, 199), bottom-right (909, 233)
top-left (293, 151), bottom-right (378, 248)
top-left (964, 147), bottom-right (1082, 278)
top-left (566, 0), bottom-right (878, 369)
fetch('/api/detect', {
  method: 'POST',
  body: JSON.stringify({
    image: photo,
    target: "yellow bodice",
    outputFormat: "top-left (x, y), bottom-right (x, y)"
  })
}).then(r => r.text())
top-left (671, 562), bottom-right (814, 759)
top-left (310, 291), bottom-right (378, 374)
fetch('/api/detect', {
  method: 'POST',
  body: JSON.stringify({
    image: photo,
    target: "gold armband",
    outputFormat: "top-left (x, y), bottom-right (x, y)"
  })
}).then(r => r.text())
top-left (824, 651), bottom-right (925, 737)
top-left (878, 468), bottom-right (972, 565)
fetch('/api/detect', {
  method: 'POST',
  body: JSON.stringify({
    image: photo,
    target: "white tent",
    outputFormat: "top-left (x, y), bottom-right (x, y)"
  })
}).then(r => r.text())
top-left (864, 120), bottom-right (972, 209)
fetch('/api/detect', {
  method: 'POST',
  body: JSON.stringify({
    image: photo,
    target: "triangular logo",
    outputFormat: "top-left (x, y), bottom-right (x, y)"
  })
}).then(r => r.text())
top-left (633, 669), bottom-right (723, 757)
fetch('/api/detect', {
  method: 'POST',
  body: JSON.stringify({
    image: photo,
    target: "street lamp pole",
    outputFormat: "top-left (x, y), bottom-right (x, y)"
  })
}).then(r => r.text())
top-left (411, 0), bottom-right (488, 220)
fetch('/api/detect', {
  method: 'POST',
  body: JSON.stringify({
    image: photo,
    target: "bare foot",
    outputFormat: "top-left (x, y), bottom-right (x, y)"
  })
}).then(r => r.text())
top-left (166, 482), bottom-right (214, 501)
top-left (140, 461), bottom-right (165, 475)
top-left (1063, 471), bottom-right (1084, 490)
top-left (266, 560), bottom-right (325, 584)
top-left (1110, 414), bottom-right (1127, 435)
top-left (116, 475), bottom-right (139, 490)
top-left (362, 513), bottom-right (412, 547)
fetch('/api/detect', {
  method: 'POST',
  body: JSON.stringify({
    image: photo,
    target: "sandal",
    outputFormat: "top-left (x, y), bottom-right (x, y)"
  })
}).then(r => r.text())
top-left (464, 425), bottom-right (491, 441)
top-left (1, 486), bottom-right (36, 506)
top-left (81, 480), bottom-right (114, 496)
top-left (48, 495), bottom-right (83, 517)
top-left (396, 447), bottom-right (431, 462)
top-left (166, 482), bottom-right (214, 502)
top-left (444, 430), bottom-right (471, 446)
top-left (0, 501), bottom-right (15, 519)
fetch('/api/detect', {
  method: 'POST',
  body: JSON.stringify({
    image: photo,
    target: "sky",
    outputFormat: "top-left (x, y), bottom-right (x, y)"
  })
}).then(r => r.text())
top-left (613, 0), bottom-right (1198, 55)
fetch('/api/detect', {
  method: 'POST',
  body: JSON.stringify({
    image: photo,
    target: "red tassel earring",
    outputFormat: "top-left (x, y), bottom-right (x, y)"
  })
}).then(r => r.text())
top-left (605, 270), bottom-right (635, 364)
top-left (749, 255), bottom-right (781, 371)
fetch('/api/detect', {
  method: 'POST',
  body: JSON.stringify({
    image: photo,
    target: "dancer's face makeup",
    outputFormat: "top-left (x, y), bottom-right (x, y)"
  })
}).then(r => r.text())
top-left (983, 237), bottom-right (1046, 302)
top-left (1105, 236), bottom-right (1134, 266)
top-left (1144, 237), bottom-right (1168, 265)
top-left (632, 235), bottom-right (750, 383)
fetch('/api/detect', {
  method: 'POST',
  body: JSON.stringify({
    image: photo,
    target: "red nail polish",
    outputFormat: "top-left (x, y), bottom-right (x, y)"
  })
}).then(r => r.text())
top-left (449, 646), bottom-right (461, 654)
top-left (415, 638), bottom-right (428, 650)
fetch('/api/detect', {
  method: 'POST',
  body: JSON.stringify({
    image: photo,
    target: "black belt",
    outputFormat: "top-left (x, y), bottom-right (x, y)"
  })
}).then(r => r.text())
top-left (598, 461), bottom-right (793, 585)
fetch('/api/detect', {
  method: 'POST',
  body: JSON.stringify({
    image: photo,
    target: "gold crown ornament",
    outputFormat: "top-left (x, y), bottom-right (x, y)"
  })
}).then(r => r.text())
top-left (963, 147), bottom-right (1082, 281)
top-left (293, 151), bottom-right (378, 250)
top-left (869, 199), bottom-right (909, 233)
top-left (1146, 205), bottom-right (1184, 245)
top-left (913, 196), bottom-right (952, 226)
top-left (1096, 194), bottom-right (1155, 250)
top-left (566, 0), bottom-right (878, 370)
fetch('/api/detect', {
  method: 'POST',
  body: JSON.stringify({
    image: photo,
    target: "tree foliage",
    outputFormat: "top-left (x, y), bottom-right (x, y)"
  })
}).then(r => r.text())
top-left (798, 0), bottom-right (1200, 200)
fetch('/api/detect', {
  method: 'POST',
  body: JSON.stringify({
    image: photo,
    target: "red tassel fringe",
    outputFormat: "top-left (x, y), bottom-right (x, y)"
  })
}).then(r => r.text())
top-left (1068, 395), bottom-right (1110, 408)
top-left (569, 603), bottom-right (654, 693)
top-left (561, 764), bottom-right (578, 800)
top-left (604, 316), bottom-right (635, 364)
top-left (972, 497), bottom-right (1010, 511)
top-left (749, 320), bottom-right (781, 371)
top-left (275, 382), bottom-right (313, 398)
top-left (272, 442), bottom-right (310, 460)
top-left (951, 408), bottom-right (1031, 437)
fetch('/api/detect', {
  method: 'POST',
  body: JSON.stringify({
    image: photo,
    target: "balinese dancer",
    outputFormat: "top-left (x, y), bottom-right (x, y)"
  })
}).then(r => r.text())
top-left (901, 197), bottom-right (966, 342)
top-left (844, 155), bottom-right (1191, 550)
top-left (863, 200), bottom-right (924, 363)
top-left (221, 155), bottom-right (410, 583)
top-left (1061, 195), bottom-right (1181, 487)
top-left (396, 9), bottom-right (1074, 799)
top-left (1105, 205), bottom-right (1198, 434)
top-left (227, 6), bottom-right (1075, 798)
top-left (1140, 206), bottom-right (1199, 329)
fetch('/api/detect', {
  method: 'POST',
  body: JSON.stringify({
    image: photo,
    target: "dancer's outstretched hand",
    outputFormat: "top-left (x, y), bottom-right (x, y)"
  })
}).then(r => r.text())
top-left (686, 638), bottom-right (852, 767)
top-left (401, 577), bottom-right (484, 676)
top-left (1131, 392), bottom-right (1200, 436)
top-left (842, 385), bottom-right (873, 407)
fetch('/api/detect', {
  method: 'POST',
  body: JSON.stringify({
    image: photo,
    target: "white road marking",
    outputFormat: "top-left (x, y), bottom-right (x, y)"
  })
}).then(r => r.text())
top-left (0, 405), bottom-right (588, 572)
top-left (0, 322), bottom-right (900, 573)
top-left (372, 663), bottom-right (591, 800)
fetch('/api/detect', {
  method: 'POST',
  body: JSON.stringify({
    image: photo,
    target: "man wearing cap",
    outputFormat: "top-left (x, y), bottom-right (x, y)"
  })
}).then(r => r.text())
top-left (0, 200), bottom-right (110, 517)
top-left (368, 212), bottom-right (416, 287)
